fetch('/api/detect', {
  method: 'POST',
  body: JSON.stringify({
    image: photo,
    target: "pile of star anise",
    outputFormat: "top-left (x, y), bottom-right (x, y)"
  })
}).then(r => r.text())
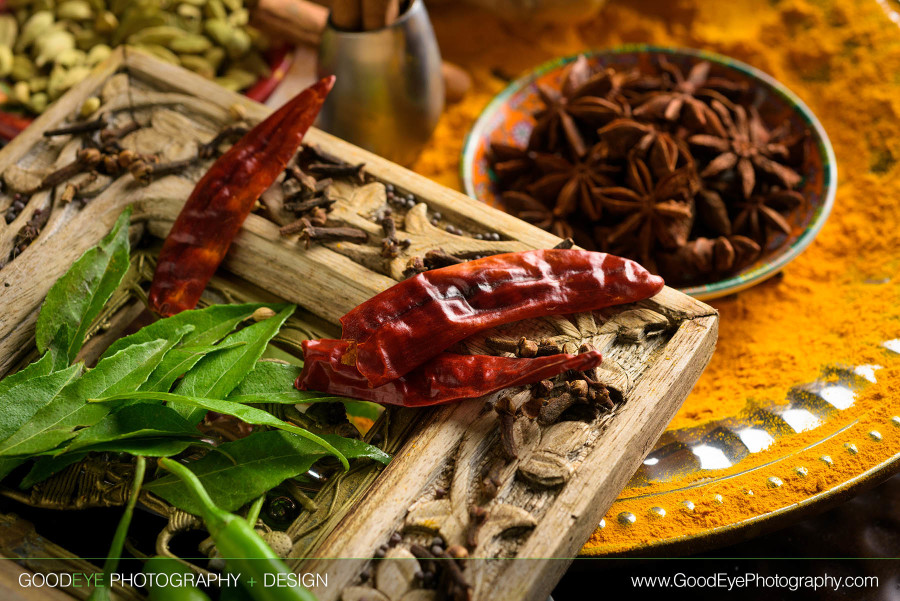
top-left (489, 55), bottom-right (810, 284)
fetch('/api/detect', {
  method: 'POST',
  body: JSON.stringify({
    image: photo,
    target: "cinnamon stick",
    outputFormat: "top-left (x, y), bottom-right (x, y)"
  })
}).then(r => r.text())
top-left (331, 0), bottom-right (363, 31)
top-left (362, 0), bottom-right (400, 30)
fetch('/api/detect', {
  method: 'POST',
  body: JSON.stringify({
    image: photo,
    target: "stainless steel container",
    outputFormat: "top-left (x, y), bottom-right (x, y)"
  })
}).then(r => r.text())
top-left (316, 0), bottom-right (444, 167)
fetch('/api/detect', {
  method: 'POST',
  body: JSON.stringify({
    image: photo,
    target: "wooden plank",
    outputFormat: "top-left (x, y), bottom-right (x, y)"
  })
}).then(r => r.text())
top-left (0, 51), bottom-right (719, 601)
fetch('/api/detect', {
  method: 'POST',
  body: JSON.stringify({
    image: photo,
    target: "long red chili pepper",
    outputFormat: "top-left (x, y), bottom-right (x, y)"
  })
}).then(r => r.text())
top-left (296, 338), bottom-right (602, 407)
top-left (340, 249), bottom-right (663, 387)
top-left (148, 76), bottom-right (335, 316)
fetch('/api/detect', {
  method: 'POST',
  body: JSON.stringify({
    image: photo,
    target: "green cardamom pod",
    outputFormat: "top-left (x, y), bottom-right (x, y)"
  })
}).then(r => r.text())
top-left (34, 29), bottom-right (76, 68)
top-left (85, 43), bottom-right (111, 66)
top-left (27, 90), bottom-right (48, 113)
top-left (179, 53), bottom-right (215, 79)
top-left (204, 0), bottom-right (227, 21)
top-left (80, 95), bottom-right (101, 117)
top-left (74, 29), bottom-right (104, 51)
top-left (15, 10), bottom-right (54, 53)
top-left (10, 54), bottom-right (36, 81)
top-left (221, 66), bottom-right (255, 89)
top-left (169, 33), bottom-right (212, 54)
top-left (29, 75), bottom-right (48, 92)
top-left (132, 43), bottom-right (180, 65)
top-left (203, 18), bottom-right (231, 46)
top-left (221, 0), bottom-right (242, 11)
top-left (226, 8), bottom-right (249, 27)
top-left (12, 80), bottom-right (30, 105)
top-left (93, 11), bottom-right (118, 34)
top-left (224, 27), bottom-right (250, 59)
top-left (0, 15), bottom-right (19, 49)
top-left (54, 47), bottom-right (86, 68)
top-left (235, 51), bottom-right (271, 78)
top-left (56, 1), bottom-right (94, 21)
top-left (128, 25), bottom-right (187, 46)
top-left (203, 45), bottom-right (225, 71)
top-left (0, 46), bottom-right (13, 78)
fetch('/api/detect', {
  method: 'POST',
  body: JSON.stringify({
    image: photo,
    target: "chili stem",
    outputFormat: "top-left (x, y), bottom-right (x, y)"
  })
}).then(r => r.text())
top-left (88, 456), bottom-right (147, 601)
top-left (246, 495), bottom-right (265, 526)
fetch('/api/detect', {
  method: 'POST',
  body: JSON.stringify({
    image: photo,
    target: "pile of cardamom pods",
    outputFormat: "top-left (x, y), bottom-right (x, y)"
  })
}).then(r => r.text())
top-left (0, 0), bottom-right (272, 115)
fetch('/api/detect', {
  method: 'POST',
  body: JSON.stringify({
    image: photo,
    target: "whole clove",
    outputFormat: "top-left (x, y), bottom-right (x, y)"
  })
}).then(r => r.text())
top-left (299, 224), bottom-right (368, 249)
top-left (424, 248), bottom-right (464, 269)
top-left (553, 237), bottom-right (575, 249)
top-left (307, 161), bottom-right (366, 183)
top-left (283, 195), bottom-right (335, 214)
top-left (494, 396), bottom-right (518, 459)
top-left (32, 147), bottom-right (103, 192)
top-left (128, 156), bottom-right (192, 185)
top-left (99, 121), bottom-right (141, 149)
top-left (537, 392), bottom-right (577, 426)
top-left (485, 336), bottom-right (561, 358)
top-left (403, 256), bottom-right (427, 278)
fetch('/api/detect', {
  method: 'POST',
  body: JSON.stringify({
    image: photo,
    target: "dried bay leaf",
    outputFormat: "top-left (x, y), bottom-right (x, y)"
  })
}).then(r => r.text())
top-left (143, 430), bottom-right (389, 515)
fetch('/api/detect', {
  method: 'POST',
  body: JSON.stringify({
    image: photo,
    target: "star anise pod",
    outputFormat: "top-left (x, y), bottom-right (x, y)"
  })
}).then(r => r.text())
top-left (657, 234), bottom-right (761, 282)
top-left (489, 141), bottom-right (537, 191)
top-left (690, 100), bottom-right (803, 198)
top-left (597, 118), bottom-right (693, 177)
top-left (501, 190), bottom-right (574, 239)
top-left (596, 160), bottom-right (696, 271)
top-left (527, 144), bottom-right (618, 220)
top-left (732, 187), bottom-right (804, 244)
top-left (694, 188), bottom-right (732, 236)
top-left (529, 56), bottom-right (628, 158)
top-left (632, 60), bottom-right (736, 129)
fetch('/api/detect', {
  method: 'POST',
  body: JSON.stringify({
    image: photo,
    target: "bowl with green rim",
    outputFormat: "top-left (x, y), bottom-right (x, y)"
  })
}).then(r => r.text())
top-left (460, 45), bottom-right (837, 301)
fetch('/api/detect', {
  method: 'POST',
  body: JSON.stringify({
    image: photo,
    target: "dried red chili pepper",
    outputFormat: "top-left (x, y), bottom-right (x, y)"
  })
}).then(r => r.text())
top-left (296, 338), bottom-right (602, 407)
top-left (148, 76), bottom-right (335, 316)
top-left (340, 249), bottom-right (663, 387)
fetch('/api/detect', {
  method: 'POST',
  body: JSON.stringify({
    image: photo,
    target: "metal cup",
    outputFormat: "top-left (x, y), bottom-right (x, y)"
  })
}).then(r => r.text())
top-left (316, 0), bottom-right (444, 166)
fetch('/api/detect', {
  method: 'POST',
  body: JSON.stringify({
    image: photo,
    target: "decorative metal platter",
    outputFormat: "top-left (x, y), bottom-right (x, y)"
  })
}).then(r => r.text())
top-left (585, 341), bottom-right (900, 556)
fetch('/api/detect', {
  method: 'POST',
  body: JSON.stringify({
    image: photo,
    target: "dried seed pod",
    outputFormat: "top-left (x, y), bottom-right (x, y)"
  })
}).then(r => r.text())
top-left (56, 1), bottom-right (94, 21)
top-left (0, 15), bottom-right (18, 49)
top-left (252, 307), bottom-right (277, 322)
top-left (80, 96), bottom-right (100, 118)
top-left (0, 46), bottom-right (12, 78)
top-left (169, 33), bottom-right (213, 54)
top-left (15, 11), bottom-right (54, 53)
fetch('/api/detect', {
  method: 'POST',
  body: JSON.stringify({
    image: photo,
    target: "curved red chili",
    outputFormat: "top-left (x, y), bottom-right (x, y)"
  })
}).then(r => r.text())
top-left (340, 249), bottom-right (663, 387)
top-left (148, 76), bottom-right (335, 316)
top-left (297, 339), bottom-right (602, 407)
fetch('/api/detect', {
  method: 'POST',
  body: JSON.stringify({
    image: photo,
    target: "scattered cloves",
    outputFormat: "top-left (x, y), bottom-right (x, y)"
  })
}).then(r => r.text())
top-left (494, 396), bottom-right (518, 459)
top-left (283, 195), bottom-right (335, 214)
top-left (403, 256), bottom-right (427, 278)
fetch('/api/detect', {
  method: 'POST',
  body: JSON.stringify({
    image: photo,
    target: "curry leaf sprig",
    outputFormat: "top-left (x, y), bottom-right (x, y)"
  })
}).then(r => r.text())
top-left (0, 208), bottom-right (389, 516)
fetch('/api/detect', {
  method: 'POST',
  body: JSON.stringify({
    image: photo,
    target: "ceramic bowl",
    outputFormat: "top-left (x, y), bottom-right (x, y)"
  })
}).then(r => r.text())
top-left (461, 45), bottom-right (837, 300)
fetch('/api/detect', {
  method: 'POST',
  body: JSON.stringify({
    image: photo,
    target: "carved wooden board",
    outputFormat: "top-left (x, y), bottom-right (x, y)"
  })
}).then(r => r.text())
top-left (0, 49), bottom-right (718, 601)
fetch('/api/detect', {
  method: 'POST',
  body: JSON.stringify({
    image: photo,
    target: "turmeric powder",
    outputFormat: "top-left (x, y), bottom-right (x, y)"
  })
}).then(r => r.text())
top-left (417, 0), bottom-right (900, 553)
